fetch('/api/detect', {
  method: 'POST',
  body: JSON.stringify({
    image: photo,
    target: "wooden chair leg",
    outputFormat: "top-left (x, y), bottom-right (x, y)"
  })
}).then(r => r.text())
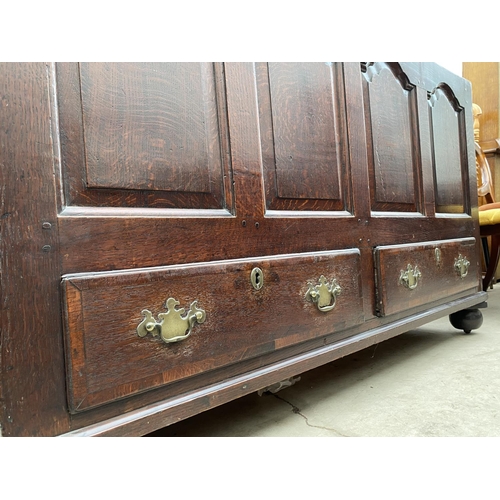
top-left (482, 233), bottom-right (500, 291)
top-left (481, 237), bottom-right (492, 288)
top-left (481, 237), bottom-right (490, 267)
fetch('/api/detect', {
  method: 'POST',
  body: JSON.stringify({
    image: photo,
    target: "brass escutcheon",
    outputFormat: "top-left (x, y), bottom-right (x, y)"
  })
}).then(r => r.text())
top-left (454, 254), bottom-right (470, 279)
top-left (137, 297), bottom-right (206, 344)
top-left (399, 264), bottom-right (422, 290)
top-left (251, 267), bottom-right (264, 290)
top-left (306, 275), bottom-right (342, 312)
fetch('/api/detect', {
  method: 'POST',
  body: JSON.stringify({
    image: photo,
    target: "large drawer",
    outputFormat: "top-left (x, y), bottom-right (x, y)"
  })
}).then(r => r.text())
top-left (373, 237), bottom-right (479, 317)
top-left (62, 249), bottom-right (363, 412)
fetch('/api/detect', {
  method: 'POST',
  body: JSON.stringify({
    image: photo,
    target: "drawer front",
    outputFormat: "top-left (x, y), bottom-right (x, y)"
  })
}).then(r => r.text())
top-left (374, 238), bottom-right (478, 317)
top-left (62, 249), bottom-right (363, 412)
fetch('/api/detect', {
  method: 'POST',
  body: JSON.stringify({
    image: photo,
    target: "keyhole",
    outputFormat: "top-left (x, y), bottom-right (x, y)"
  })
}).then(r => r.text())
top-left (251, 267), bottom-right (264, 290)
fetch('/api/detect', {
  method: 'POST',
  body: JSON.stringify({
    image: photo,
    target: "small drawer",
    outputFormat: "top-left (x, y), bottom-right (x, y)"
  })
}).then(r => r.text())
top-left (373, 237), bottom-right (479, 317)
top-left (61, 249), bottom-right (364, 412)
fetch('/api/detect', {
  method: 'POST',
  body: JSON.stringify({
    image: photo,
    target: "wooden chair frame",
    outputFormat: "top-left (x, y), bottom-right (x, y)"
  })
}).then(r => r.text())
top-left (476, 142), bottom-right (500, 291)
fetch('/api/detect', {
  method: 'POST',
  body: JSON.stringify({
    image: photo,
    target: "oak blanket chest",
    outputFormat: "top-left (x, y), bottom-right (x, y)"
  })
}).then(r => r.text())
top-left (0, 62), bottom-right (487, 436)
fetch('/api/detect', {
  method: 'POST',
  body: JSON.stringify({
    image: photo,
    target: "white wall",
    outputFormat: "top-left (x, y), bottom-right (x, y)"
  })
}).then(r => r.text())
top-left (435, 62), bottom-right (463, 77)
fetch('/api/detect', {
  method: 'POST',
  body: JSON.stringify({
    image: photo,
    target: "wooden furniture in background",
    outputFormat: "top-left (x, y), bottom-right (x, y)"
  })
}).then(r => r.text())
top-left (466, 64), bottom-right (500, 285)
top-left (0, 63), bottom-right (486, 436)
top-left (463, 63), bottom-right (500, 201)
top-left (473, 102), bottom-right (500, 290)
top-left (474, 104), bottom-right (495, 206)
top-left (476, 139), bottom-right (500, 290)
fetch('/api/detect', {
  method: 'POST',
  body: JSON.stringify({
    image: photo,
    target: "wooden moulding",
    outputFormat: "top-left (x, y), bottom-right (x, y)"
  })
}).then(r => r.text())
top-left (60, 291), bottom-right (487, 437)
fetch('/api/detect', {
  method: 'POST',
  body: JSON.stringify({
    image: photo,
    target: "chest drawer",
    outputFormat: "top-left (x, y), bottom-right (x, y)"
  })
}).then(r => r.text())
top-left (62, 249), bottom-right (364, 412)
top-left (374, 237), bottom-right (479, 317)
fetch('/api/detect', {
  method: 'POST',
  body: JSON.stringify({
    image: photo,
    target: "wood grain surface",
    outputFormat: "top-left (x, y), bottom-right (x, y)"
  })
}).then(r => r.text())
top-left (0, 62), bottom-right (484, 436)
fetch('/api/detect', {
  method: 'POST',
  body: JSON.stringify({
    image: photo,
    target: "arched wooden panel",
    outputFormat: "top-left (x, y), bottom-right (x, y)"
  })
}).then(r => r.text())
top-left (362, 62), bottom-right (422, 213)
top-left (428, 84), bottom-right (469, 214)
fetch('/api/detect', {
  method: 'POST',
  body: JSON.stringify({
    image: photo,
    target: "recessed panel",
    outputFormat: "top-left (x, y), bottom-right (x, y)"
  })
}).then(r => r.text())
top-left (268, 62), bottom-right (341, 200)
top-left (429, 86), bottom-right (467, 214)
top-left (256, 62), bottom-right (349, 212)
top-left (362, 63), bottom-right (421, 213)
top-left (80, 62), bottom-right (218, 193)
top-left (56, 62), bottom-right (230, 209)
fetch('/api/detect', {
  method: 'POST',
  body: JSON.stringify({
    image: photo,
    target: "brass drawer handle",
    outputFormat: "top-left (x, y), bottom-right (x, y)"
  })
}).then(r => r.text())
top-left (454, 254), bottom-right (470, 279)
top-left (137, 297), bottom-right (206, 344)
top-left (306, 275), bottom-right (342, 312)
top-left (399, 264), bottom-right (421, 290)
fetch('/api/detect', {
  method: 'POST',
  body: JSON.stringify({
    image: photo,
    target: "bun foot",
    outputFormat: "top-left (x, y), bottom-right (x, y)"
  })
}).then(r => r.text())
top-left (449, 308), bottom-right (483, 334)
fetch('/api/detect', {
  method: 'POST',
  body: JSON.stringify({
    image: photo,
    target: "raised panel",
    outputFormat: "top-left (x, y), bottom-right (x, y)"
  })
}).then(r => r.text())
top-left (56, 62), bottom-right (232, 210)
top-left (429, 85), bottom-right (468, 214)
top-left (256, 62), bottom-right (350, 212)
top-left (81, 62), bottom-right (215, 192)
top-left (362, 63), bottom-right (422, 213)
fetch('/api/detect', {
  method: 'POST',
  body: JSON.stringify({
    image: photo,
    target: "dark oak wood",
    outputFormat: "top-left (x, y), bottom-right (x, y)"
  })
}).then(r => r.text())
top-left (56, 62), bottom-right (232, 210)
top-left (0, 63), bottom-right (70, 436)
top-left (429, 85), bottom-right (469, 214)
top-left (0, 62), bottom-right (485, 436)
top-left (61, 293), bottom-right (487, 437)
top-left (256, 62), bottom-right (350, 211)
top-left (362, 62), bottom-right (422, 213)
top-left (62, 250), bottom-right (363, 411)
top-left (80, 63), bottom-right (221, 193)
top-left (374, 237), bottom-right (479, 316)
